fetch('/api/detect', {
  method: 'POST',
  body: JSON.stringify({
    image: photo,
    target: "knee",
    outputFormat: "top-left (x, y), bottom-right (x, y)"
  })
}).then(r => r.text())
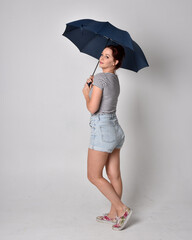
top-left (87, 172), bottom-right (102, 185)
top-left (87, 172), bottom-right (97, 184)
top-left (107, 171), bottom-right (121, 182)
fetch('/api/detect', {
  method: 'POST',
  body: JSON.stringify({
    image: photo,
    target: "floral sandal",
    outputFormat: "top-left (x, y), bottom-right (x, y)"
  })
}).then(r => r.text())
top-left (96, 213), bottom-right (117, 224)
top-left (112, 207), bottom-right (133, 231)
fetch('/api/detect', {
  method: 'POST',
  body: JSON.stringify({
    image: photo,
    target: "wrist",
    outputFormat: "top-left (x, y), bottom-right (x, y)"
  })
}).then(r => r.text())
top-left (84, 94), bottom-right (90, 101)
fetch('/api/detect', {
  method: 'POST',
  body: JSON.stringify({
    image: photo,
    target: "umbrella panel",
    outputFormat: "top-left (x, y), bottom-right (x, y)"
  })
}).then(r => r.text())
top-left (63, 20), bottom-right (149, 72)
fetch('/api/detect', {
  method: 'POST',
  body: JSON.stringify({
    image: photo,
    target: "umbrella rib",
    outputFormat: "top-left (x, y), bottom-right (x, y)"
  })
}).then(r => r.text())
top-left (83, 22), bottom-right (109, 50)
top-left (93, 21), bottom-right (133, 49)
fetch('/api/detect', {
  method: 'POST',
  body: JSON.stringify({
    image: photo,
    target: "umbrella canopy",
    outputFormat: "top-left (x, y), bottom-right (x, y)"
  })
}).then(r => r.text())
top-left (62, 19), bottom-right (149, 73)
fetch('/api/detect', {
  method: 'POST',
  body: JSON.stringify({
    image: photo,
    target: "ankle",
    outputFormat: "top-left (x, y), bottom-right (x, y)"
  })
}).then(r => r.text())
top-left (116, 205), bottom-right (129, 217)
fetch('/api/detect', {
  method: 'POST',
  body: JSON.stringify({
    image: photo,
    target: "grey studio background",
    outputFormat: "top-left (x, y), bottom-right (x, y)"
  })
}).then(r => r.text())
top-left (0, 0), bottom-right (192, 239)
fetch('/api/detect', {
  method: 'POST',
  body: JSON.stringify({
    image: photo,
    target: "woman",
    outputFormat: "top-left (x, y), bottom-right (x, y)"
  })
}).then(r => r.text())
top-left (82, 45), bottom-right (132, 231)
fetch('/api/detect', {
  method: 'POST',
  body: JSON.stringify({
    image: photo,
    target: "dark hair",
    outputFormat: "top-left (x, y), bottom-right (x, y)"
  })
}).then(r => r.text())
top-left (106, 45), bottom-right (125, 69)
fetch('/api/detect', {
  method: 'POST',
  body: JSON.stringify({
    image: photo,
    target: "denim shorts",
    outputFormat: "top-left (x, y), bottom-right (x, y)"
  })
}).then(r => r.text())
top-left (89, 112), bottom-right (125, 153)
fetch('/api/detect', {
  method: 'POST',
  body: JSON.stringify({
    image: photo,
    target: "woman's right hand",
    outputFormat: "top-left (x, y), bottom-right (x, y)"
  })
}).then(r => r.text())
top-left (82, 75), bottom-right (93, 97)
top-left (86, 75), bottom-right (94, 88)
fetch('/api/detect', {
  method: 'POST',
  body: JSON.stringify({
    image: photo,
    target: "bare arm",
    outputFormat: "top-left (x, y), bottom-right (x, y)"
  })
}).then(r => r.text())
top-left (82, 76), bottom-right (102, 114)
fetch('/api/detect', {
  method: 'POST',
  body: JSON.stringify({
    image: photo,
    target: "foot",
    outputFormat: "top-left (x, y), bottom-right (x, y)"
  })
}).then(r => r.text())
top-left (106, 213), bottom-right (117, 220)
top-left (96, 213), bottom-right (117, 224)
top-left (112, 207), bottom-right (133, 231)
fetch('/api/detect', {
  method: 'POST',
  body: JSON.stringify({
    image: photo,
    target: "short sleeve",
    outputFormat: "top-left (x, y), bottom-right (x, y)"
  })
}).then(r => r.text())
top-left (93, 73), bottom-right (104, 90)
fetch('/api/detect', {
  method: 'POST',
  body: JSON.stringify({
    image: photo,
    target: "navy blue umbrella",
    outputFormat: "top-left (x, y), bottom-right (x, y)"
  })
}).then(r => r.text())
top-left (62, 19), bottom-right (149, 74)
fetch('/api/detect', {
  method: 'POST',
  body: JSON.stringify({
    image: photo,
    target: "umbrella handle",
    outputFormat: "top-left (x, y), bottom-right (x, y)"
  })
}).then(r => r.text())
top-left (87, 74), bottom-right (94, 88)
top-left (87, 82), bottom-right (92, 87)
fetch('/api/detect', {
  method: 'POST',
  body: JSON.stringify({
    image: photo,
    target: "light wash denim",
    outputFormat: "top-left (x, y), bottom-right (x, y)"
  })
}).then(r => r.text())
top-left (89, 112), bottom-right (125, 153)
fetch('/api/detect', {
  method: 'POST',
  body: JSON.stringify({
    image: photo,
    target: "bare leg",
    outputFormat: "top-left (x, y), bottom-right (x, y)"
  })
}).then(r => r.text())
top-left (105, 148), bottom-right (123, 218)
top-left (87, 148), bottom-right (127, 217)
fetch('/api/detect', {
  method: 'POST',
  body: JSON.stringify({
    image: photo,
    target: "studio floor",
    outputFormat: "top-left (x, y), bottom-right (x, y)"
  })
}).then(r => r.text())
top-left (0, 197), bottom-right (191, 240)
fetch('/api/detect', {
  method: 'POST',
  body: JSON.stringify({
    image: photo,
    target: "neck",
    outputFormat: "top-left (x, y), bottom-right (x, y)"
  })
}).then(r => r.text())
top-left (102, 68), bottom-right (116, 74)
